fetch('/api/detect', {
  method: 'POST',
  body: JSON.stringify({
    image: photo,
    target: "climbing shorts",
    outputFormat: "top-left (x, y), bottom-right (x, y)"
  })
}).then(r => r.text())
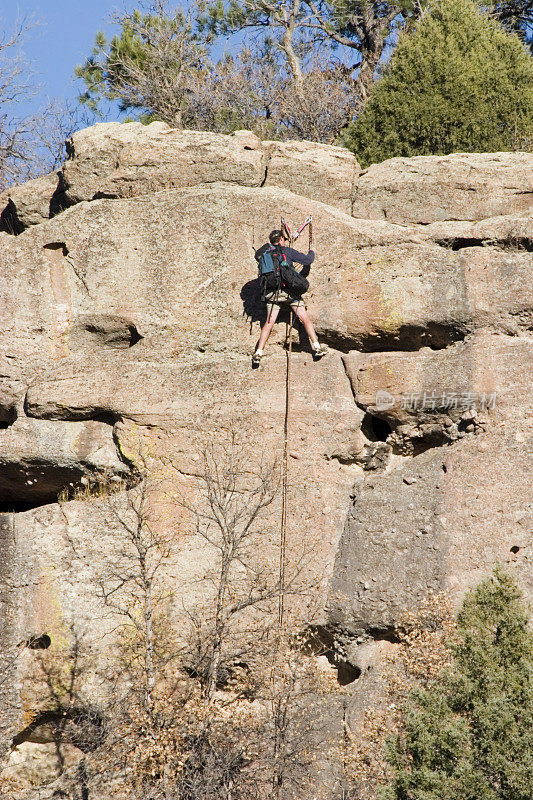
top-left (265, 289), bottom-right (305, 313)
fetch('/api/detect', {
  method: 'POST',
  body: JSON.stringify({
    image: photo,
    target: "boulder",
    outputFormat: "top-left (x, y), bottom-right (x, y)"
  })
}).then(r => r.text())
top-left (22, 123), bottom-right (362, 218)
top-left (352, 152), bottom-right (533, 224)
top-left (264, 139), bottom-right (359, 213)
top-left (59, 122), bottom-right (268, 204)
top-left (329, 418), bottom-right (533, 634)
top-left (0, 173), bottom-right (59, 233)
top-left (344, 332), bottom-right (533, 426)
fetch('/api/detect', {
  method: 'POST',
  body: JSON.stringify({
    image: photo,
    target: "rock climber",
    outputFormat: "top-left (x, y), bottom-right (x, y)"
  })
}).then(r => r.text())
top-left (252, 229), bottom-right (327, 367)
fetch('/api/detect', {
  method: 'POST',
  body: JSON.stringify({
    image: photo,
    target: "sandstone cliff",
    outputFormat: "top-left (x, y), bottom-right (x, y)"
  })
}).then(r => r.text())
top-left (0, 121), bottom-right (532, 796)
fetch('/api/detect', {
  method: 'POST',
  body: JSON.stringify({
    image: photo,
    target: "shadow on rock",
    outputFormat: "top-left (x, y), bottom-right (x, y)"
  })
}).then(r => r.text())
top-left (241, 280), bottom-right (313, 352)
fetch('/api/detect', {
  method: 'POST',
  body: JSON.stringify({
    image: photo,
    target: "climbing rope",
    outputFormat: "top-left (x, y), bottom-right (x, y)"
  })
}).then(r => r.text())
top-left (279, 306), bottom-right (293, 629)
top-left (271, 215), bottom-right (312, 797)
top-left (277, 215), bottom-right (312, 632)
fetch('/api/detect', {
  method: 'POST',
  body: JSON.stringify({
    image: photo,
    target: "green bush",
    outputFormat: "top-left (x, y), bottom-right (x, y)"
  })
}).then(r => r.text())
top-left (383, 568), bottom-right (533, 800)
top-left (343, 0), bottom-right (533, 166)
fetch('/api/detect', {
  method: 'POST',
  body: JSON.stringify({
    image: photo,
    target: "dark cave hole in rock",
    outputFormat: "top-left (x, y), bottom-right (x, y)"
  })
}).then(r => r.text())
top-left (43, 241), bottom-right (68, 256)
top-left (500, 237), bottom-right (532, 253)
top-left (451, 238), bottom-right (485, 250)
top-left (49, 173), bottom-right (72, 219)
top-left (437, 236), bottom-right (533, 253)
top-left (0, 463), bottom-right (88, 512)
top-left (0, 500), bottom-right (48, 513)
top-left (362, 413), bottom-right (392, 442)
top-left (510, 545), bottom-right (520, 554)
top-left (127, 324), bottom-right (143, 347)
top-left (0, 198), bottom-right (23, 234)
top-left (0, 407), bottom-right (17, 429)
top-left (336, 661), bottom-right (362, 686)
top-left (81, 320), bottom-right (143, 349)
top-left (26, 633), bottom-right (51, 650)
top-left (91, 410), bottom-right (119, 426)
top-left (365, 626), bottom-right (402, 644)
top-left (304, 625), bottom-right (361, 685)
top-left (0, 456), bottom-right (132, 513)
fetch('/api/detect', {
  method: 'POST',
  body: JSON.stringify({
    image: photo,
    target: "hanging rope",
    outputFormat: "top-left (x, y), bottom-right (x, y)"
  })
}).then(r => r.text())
top-left (271, 215), bottom-right (312, 798)
top-left (277, 215), bottom-right (311, 632)
top-left (279, 306), bottom-right (293, 630)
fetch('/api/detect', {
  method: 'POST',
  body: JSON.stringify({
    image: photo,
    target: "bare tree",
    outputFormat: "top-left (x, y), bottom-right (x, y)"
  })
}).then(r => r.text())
top-left (278, 61), bottom-right (359, 142)
top-left (0, 19), bottom-right (40, 189)
top-left (60, 472), bottom-right (190, 799)
top-left (174, 434), bottom-right (337, 800)
top-left (0, 20), bottom-right (90, 190)
top-left (186, 436), bottom-right (279, 704)
top-left (45, 435), bottom-right (337, 800)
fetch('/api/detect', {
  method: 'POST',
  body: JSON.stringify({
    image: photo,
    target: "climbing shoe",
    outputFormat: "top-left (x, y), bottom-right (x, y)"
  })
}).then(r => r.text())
top-left (312, 343), bottom-right (328, 360)
top-left (251, 351), bottom-right (263, 368)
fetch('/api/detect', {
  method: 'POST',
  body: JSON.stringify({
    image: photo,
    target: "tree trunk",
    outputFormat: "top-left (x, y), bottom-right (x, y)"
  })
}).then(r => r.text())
top-left (281, 0), bottom-right (304, 92)
top-left (355, 10), bottom-right (389, 107)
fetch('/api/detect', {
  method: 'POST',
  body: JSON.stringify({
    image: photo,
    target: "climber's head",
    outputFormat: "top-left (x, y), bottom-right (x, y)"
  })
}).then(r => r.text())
top-left (269, 229), bottom-right (285, 245)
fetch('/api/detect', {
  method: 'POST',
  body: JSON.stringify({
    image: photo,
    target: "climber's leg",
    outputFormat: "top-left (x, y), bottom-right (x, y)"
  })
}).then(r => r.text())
top-left (257, 302), bottom-right (280, 350)
top-left (254, 303), bottom-right (281, 362)
top-left (291, 305), bottom-right (327, 357)
top-left (291, 305), bottom-right (317, 343)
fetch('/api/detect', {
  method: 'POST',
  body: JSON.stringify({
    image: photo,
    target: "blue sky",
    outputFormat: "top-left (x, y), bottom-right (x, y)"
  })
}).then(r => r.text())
top-left (3, 0), bottom-right (244, 121)
top-left (3, 1), bottom-right (123, 118)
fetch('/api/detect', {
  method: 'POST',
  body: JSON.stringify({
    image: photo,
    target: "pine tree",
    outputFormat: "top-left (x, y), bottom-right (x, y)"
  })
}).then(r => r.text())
top-left (343, 0), bottom-right (533, 166)
top-left (383, 568), bottom-right (533, 800)
top-left (75, 8), bottom-right (207, 125)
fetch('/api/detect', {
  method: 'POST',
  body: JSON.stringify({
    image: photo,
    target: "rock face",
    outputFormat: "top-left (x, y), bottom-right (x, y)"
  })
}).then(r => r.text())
top-left (0, 122), bottom-right (532, 797)
top-left (352, 151), bottom-right (533, 223)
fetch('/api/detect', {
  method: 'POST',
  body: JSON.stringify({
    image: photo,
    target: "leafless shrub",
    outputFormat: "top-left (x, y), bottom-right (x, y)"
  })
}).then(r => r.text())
top-left (185, 49), bottom-right (358, 142)
top-left (278, 62), bottom-right (358, 143)
top-left (184, 46), bottom-right (283, 137)
top-left (0, 20), bottom-right (89, 190)
top-left (8, 433), bottom-right (338, 800)
top-left (343, 593), bottom-right (457, 797)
